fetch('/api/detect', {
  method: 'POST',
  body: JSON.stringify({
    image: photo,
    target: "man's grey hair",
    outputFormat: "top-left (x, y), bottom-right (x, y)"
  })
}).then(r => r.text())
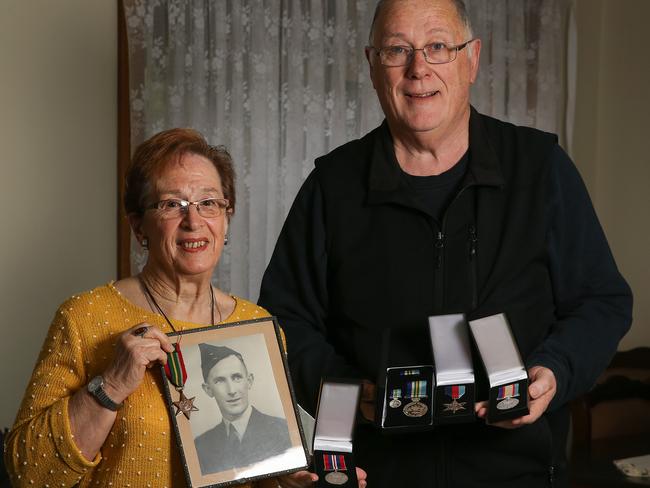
top-left (368, 0), bottom-right (474, 44)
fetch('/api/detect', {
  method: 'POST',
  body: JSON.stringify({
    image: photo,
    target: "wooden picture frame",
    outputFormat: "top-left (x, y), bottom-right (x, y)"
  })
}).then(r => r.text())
top-left (160, 317), bottom-right (309, 487)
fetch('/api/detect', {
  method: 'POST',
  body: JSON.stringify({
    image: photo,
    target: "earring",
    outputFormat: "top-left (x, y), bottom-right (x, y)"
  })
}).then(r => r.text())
top-left (224, 236), bottom-right (229, 245)
top-left (141, 238), bottom-right (149, 250)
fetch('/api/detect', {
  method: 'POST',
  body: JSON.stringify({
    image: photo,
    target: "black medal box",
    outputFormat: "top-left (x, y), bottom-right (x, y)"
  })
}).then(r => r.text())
top-left (378, 365), bottom-right (435, 430)
top-left (429, 314), bottom-right (476, 424)
top-left (312, 379), bottom-right (361, 488)
top-left (469, 313), bottom-right (530, 423)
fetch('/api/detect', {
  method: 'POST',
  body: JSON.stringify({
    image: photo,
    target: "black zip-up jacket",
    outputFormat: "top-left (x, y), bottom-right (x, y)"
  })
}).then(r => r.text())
top-left (259, 108), bottom-right (632, 487)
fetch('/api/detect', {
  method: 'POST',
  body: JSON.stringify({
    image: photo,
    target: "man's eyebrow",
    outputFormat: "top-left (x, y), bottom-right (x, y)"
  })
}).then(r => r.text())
top-left (381, 28), bottom-right (454, 43)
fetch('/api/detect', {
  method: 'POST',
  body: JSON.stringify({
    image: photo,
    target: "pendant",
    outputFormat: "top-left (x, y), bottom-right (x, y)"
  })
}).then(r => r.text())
top-left (443, 398), bottom-right (467, 413)
top-left (403, 400), bottom-right (428, 418)
top-left (325, 471), bottom-right (349, 485)
top-left (173, 389), bottom-right (199, 419)
top-left (496, 397), bottom-right (519, 410)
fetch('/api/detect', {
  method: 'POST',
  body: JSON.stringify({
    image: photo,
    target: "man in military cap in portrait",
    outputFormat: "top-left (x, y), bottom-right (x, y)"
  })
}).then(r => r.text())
top-left (194, 343), bottom-right (292, 475)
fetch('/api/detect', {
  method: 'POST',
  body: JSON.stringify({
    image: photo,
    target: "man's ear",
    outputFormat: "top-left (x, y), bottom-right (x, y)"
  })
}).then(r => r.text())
top-left (202, 382), bottom-right (214, 398)
top-left (365, 47), bottom-right (379, 91)
top-left (469, 38), bottom-right (482, 84)
top-left (247, 373), bottom-right (254, 389)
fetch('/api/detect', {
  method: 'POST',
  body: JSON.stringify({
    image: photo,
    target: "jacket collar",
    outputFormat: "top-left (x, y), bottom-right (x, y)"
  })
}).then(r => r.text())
top-left (367, 106), bottom-right (504, 206)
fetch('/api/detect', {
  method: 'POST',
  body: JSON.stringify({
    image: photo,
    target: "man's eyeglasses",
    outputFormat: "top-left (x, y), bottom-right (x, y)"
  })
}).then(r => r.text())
top-left (147, 198), bottom-right (230, 220)
top-left (368, 39), bottom-right (475, 67)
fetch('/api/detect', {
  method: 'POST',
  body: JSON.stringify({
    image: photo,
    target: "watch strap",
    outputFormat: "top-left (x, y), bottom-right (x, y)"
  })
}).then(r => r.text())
top-left (88, 376), bottom-right (123, 411)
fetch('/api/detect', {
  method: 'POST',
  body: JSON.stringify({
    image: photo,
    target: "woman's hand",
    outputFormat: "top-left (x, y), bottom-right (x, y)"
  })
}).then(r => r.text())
top-left (266, 467), bottom-right (367, 488)
top-left (102, 323), bottom-right (174, 403)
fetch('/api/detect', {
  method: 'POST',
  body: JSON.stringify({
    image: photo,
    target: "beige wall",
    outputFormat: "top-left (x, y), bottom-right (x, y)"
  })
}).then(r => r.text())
top-left (573, 0), bottom-right (650, 350)
top-left (0, 2), bottom-right (117, 428)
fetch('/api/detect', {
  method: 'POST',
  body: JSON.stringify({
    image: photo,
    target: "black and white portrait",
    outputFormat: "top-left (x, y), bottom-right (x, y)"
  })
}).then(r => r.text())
top-left (182, 333), bottom-right (292, 475)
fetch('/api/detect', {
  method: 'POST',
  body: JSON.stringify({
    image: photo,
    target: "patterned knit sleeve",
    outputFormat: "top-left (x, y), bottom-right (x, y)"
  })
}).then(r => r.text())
top-left (4, 299), bottom-right (100, 487)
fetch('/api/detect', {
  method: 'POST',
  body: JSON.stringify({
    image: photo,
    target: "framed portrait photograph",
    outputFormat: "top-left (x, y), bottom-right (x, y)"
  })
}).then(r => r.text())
top-left (160, 317), bottom-right (309, 488)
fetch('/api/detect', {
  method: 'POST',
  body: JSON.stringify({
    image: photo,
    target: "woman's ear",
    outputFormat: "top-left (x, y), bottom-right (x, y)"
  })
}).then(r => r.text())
top-left (128, 213), bottom-right (146, 247)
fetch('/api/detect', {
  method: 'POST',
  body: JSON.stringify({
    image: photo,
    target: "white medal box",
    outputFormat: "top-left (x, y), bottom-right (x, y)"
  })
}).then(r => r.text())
top-left (428, 314), bottom-right (476, 423)
top-left (469, 313), bottom-right (529, 422)
top-left (313, 379), bottom-right (361, 488)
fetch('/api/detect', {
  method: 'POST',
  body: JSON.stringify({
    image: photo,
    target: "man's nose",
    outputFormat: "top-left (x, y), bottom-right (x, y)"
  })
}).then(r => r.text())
top-left (406, 49), bottom-right (431, 78)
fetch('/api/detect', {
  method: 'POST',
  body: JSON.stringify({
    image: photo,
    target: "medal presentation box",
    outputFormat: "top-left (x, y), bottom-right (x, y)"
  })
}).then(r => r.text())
top-left (428, 314), bottom-right (475, 424)
top-left (378, 365), bottom-right (435, 430)
top-left (313, 379), bottom-right (361, 487)
top-left (468, 313), bottom-right (529, 423)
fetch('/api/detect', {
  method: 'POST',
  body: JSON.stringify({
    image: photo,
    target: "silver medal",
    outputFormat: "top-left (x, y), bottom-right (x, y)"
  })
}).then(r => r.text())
top-left (403, 400), bottom-right (428, 417)
top-left (325, 471), bottom-right (349, 485)
top-left (496, 396), bottom-right (519, 410)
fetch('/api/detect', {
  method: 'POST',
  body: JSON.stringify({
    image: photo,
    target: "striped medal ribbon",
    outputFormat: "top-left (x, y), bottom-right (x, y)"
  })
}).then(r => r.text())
top-left (405, 380), bottom-right (427, 401)
top-left (166, 343), bottom-right (198, 419)
top-left (444, 385), bottom-right (466, 400)
top-left (164, 343), bottom-right (188, 388)
top-left (324, 454), bottom-right (347, 471)
top-left (497, 383), bottom-right (519, 400)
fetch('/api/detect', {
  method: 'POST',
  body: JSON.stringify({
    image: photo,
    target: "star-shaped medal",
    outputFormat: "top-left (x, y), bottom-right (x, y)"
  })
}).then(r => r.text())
top-left (173, 390), bottom-right (199, 419)
top-left (443, 398), bottom-right (467, 414)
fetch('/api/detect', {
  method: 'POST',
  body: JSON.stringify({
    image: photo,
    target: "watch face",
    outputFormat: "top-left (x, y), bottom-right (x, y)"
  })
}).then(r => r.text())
top-left (88, 376), bottom-right (103, 393)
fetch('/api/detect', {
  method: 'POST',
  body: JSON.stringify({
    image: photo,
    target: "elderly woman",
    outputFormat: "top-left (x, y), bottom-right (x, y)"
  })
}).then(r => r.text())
top-left (4, 129), bottom-right (366, 488)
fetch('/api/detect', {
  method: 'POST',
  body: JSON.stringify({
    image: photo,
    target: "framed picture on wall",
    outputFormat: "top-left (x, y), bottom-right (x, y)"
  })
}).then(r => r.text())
top-left (160, 317), bottom-right (309, 488)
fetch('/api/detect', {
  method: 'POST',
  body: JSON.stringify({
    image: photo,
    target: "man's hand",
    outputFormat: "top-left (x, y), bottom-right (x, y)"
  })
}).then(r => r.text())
top-left (267, 467), bottom-right (367, 488)
top-left (475, 366), bottom-right (557, 428)
top-left (359, 380), bottom-right (376, 422)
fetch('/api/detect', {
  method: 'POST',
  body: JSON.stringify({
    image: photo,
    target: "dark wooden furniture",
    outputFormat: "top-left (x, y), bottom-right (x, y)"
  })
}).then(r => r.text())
top-left (570, 347), bottom-right (650, 487)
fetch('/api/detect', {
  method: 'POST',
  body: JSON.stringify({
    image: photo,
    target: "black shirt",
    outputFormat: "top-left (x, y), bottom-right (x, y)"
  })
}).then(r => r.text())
top-left (401, 151), bottom-right (469, 223)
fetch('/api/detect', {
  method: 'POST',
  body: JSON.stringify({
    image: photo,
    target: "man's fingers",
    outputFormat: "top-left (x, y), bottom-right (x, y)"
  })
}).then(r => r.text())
top-left (360, 401), bottom-right (376, 422)
top-left (361, 381), bottom-right (376, 401)
top-left (529, 376), bottom-right (551, 399)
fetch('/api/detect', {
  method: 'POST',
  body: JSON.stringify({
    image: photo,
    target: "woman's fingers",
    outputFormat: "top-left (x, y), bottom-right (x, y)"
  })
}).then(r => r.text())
top-left (103, 323), bottom-right (172, 401)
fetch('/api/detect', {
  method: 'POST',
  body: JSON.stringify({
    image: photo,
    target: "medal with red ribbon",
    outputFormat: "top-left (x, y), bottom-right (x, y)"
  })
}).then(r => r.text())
top-left (443, 384), bottom-right (467, 413)
top-left (323, 454), bottom-right (348, 485)
top-left (140, 277), bottom-right (201, 420)
top-left (167, 342), bottom-right (199, 419)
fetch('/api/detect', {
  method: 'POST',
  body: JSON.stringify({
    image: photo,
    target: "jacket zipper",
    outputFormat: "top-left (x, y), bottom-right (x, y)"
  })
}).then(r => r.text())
top-left (434, 183), bottom-right (476, 311)
top-left (434, 230), bottom-right (445, 310)
top-left (468, 224), bottom-right (478, 310)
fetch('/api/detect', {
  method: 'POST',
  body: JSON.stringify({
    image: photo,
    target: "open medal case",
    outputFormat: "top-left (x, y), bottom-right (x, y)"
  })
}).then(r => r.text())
top-left (313, 379), bottom-right (361, 488)
top-left (428, 314), bottom-right (475, 424)
top-left (468, 313), bottom-right (529, 422)
top-left (374, 328), bottom-right (435, 431)
top-left (379, 365), bottom-right (435, 430)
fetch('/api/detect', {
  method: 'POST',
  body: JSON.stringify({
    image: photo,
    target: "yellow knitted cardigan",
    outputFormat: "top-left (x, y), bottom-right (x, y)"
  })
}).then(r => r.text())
top-left (5, 283), bottom-right (272, 487)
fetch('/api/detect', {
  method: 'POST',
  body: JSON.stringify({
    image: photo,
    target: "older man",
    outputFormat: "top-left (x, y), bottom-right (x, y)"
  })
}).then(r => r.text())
top-left (259, 1), bottom-right (632, 487)
top-left (194, 344), bottom-right (291, 475)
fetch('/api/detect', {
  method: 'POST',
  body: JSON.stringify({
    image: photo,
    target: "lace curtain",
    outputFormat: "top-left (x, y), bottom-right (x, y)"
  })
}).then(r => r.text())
top-left (124, 0), bottom-right (573, 300)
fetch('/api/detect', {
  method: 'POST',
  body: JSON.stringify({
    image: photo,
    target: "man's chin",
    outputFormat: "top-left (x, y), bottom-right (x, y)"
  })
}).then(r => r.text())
top-left (223, 407), bottom-right (246, 418)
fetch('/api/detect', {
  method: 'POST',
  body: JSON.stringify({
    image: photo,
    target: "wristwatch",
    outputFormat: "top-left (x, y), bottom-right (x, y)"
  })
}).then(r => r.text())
top-left (87, 375), bottom-right (123, 411)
